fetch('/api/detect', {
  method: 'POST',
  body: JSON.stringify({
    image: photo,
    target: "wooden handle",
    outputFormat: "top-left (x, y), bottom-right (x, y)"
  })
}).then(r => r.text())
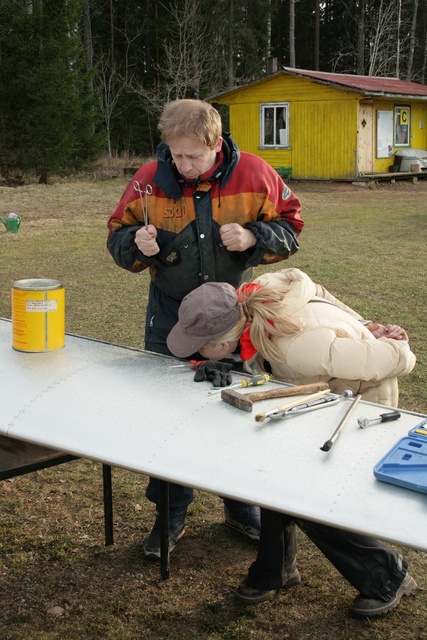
top-left (243, 381), bottom-right (329, 403)
top-left (272, 390), bottom-right (331, 413)
top-left (320, 395), bottom-right (362, 451)
top-left (254, 389), bottom-right (332, 423)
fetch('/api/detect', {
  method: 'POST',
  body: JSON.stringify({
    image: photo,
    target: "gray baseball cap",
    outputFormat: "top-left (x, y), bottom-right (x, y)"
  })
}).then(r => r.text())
top-left (167, 282), bottom-right (240, 357)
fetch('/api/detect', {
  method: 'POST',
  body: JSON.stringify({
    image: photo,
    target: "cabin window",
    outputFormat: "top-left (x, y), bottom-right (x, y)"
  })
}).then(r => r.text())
top-left (394, 106), bottom-right (410, 146)
top-left (260, 103), bottom-right (289, 147)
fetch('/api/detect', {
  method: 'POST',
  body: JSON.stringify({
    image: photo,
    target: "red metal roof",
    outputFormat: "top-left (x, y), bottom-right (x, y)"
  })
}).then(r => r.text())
top-left (282, 68), bottom-right (427, 97)
top-left (209, 68), bottom-right (427, 100)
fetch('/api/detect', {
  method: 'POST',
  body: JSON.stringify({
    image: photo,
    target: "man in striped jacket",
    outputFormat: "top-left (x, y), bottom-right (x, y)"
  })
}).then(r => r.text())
top-left (107, 98), bottom-right (304, 560)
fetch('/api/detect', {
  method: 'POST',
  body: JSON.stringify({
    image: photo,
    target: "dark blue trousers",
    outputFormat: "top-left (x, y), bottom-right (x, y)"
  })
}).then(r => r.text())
top-left (144, 282), bottom-right (258, 515)
top-left (245, 508), bottom-right (407, 601)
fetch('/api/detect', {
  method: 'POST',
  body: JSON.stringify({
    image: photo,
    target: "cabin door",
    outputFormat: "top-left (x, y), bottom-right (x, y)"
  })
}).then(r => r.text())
top-left (357, 103), bottom-right (374, 174)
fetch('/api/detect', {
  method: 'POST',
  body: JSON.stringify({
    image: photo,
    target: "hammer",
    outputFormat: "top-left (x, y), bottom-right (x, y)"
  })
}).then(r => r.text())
top-left (221, 381), bottom-right (330, 412)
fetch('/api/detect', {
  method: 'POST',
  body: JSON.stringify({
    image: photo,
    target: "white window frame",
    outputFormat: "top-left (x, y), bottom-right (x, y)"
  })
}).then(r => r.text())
top-left (260, 102), bottom-right (289, 148)
top-left (394, 105), bottom-right (410, 147)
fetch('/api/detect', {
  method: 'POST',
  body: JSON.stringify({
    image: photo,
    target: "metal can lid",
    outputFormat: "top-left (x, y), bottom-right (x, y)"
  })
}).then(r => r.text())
top-left (11, 278), bottom-right (64, 291)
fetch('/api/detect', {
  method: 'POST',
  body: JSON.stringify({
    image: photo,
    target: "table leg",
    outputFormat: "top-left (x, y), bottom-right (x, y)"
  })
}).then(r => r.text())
top-left (159, 479), bottom-right (170, 580)
top-left (102, 464), bottom-right (114, 546)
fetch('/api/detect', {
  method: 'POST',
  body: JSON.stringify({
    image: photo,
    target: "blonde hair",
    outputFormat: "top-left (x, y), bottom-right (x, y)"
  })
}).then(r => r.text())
top-left (158, 99), bottom-right (222, 150)
top-left (205, 279), bottom-right (303, 363)
top-left (241, 281), bottom-right (302, 363)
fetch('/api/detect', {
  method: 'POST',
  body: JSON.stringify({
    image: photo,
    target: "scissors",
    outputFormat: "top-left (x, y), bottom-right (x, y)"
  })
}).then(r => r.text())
top-left (133, 181), bottom-right (153, 228)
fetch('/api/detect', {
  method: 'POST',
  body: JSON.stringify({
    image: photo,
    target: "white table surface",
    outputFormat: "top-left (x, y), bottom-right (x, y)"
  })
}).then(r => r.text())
top-left (1, 319), bottom-right (426, 551)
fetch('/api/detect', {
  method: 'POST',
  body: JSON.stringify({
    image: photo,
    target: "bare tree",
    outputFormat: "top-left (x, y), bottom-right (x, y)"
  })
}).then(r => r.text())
top-left (331, 0), bottom-right (406, 77)
top-left (421, 7), bottom-right (427, 83)
top-left (82, 0), bottom-right (93, 80)
top-left (128, 0), bottom-right (224, 116)
top-left (228, 0), bottom-right (234, 88)
top-left (314, 0), bottom-right (320, 70)
top-left (396, 0), bottom-right (402, 77)
top-left (357, 0), bottom-right (365, 74)
top-left (95, 55), bottom-right (127, 157)
top-left (405, 0), bottom-right (419, 79)
top-left (364, 0), bottom-right (401, 76)
top-left (289, 0), bottom-right (295, 68)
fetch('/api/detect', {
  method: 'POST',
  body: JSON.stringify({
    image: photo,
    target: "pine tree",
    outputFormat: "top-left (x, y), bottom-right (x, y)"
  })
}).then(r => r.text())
top-left (0, 0), bottom-right (102, 182)
top-left (0, 3), bottom-right (34, 178)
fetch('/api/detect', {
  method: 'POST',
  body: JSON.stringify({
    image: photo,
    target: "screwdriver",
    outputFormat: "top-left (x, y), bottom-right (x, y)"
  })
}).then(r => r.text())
top-left (357, 410), bottom-right (401, 429)
top-left (208, 373), bottom-right (271, 395)
top-left (169, 359), bottom-right (208, 370)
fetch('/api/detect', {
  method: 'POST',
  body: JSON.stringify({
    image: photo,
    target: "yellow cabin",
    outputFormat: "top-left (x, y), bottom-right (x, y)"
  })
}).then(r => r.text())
top-left (209, 68), bottom-right (427, 181)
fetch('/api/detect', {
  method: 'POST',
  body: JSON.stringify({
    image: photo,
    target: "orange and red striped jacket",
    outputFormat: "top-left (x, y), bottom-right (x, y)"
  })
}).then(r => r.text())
top-left (107, 132), bottom-right (304, 300)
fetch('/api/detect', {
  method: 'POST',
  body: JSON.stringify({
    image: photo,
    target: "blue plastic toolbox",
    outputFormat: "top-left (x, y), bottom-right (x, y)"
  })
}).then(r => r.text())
top-left (373, 418), bottom-right (427, 494)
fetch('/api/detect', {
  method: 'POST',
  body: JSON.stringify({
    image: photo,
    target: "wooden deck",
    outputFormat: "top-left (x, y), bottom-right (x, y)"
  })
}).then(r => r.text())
top-left (356, 169), bottom-right (427, 184)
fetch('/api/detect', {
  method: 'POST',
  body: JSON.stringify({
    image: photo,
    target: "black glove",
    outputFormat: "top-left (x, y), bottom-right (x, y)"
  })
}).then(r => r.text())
top-left (193, 360), bottom-right (233, 387)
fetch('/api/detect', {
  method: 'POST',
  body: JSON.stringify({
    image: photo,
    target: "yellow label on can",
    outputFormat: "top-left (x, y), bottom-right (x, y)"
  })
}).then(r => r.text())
top-left (11, 279), bottom-right (65, 352)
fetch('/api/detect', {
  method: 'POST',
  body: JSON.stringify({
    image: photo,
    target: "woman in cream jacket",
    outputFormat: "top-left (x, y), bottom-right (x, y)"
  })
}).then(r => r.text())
top-left (167, 267), bottom-right (416, 408)
top-left (166, 268), bottom-right (418, 618)
top-left (248, 268), bottom-right (416, 407)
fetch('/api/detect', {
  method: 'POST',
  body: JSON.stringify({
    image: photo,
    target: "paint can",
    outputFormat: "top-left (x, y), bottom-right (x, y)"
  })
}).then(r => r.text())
top-left (11, 279), bottom-right (65, 352)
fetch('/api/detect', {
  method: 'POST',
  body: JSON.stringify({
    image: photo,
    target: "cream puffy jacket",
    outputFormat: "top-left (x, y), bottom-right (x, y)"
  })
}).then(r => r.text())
top-left (253, 269), bottom-right (416, 407)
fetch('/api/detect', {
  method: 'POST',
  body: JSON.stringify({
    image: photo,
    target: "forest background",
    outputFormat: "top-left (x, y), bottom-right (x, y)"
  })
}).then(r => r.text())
top-left (1, 0), bottom-right (427, 183)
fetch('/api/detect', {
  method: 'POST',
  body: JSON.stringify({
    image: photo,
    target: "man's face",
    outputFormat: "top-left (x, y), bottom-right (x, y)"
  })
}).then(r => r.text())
top-left (199, 339), bottom-right (239, 361)
top-left (168, 136), bottom-right (222, 181)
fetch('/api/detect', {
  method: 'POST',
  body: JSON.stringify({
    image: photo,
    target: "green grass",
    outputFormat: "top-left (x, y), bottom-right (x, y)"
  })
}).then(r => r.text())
top-left (0, 177), bottom-right (426, 639)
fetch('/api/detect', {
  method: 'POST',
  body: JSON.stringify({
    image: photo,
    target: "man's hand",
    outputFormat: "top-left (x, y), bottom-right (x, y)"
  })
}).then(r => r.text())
top-left (220, 223), bottom-right (256, 252)
top-left (135, 224), bottom-right (159, 256)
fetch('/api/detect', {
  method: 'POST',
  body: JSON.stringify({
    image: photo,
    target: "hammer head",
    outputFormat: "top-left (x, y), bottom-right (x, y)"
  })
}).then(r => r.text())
top-left (221, 382), bottom-right (332, 412)
top-left (221, 388), bottom-right (253, 412)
